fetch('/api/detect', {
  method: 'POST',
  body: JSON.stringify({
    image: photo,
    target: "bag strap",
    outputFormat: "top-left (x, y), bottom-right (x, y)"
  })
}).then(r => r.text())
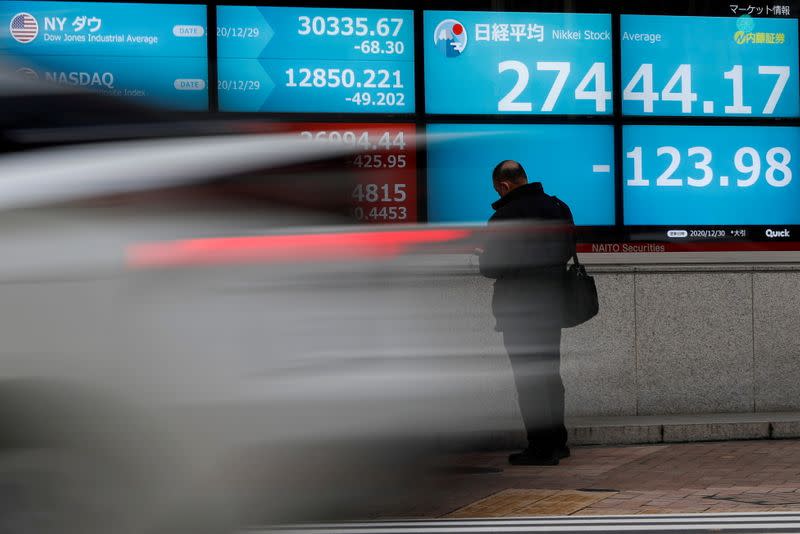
top-left (551, 195), bottom-right (581, 268)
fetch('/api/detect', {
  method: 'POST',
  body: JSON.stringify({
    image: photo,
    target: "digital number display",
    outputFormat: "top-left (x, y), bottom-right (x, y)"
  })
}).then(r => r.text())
top-left (293, 124), bottom-right (417, 223)
top-left (217, 7), bottom-right (415, 113)
top-left (0, 1), bottom-right (208, 110)
top-left (624, 125), bottom-right (800, 225)
top-left (622, 15), bottom-right (800, 117)
top-left (427, 124), bottom-right (614, 225)
top-left (424, 11), bottom-right (612, 115)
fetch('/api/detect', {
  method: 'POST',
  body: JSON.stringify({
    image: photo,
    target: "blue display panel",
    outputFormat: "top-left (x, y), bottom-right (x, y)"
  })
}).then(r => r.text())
top-left (217, 6), bottom-right (415, 113)
top-left (624, 125), bottom-right (800, 225)
top-left (427, 124), bottom-right (615, 226)
top-left (0, 1), bottom-right (207, 56)
top-left (621, 15), bottom-right (800, 117)
top-left (423, 11), bottom-right (613, 115)
top-left (9, 56), bottom-right (209, 109)
top-left (0, 1), bottom-right (208, 110)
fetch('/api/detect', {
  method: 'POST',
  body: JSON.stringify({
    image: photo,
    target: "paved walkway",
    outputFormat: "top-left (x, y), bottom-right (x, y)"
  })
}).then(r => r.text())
top-left (375, 440), bottom-right (800, 518)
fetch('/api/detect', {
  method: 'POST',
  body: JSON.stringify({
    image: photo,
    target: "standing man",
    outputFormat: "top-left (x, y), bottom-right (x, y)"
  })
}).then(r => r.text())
top-left (478, 160), bottom-right (575, 466)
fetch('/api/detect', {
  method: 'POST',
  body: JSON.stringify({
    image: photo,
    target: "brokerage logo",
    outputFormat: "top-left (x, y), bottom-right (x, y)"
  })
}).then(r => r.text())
top-left (766, 228), bottom-right (791, 238)
top-left (735, 29), bottom-right (786, 44)
top-left (433, 19), bottom-right (467, 57)
top-left (733, 15), bottom-right (786, 45)
top-left (9, 12), bottom-right (38, 44)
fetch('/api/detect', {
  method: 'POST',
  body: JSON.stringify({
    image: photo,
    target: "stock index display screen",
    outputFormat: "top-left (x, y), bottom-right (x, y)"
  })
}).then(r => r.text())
top-left (618, 3), bottom-right (800, 245)
top-left (0, 1), bottom-right (209, 110)
top-left (217, 6), bottom-right (415, 113)
top-left (427, 124), bottom-right (615, 226)
top-left (417, 2), bottom-right (800, 246)
top-left (423, 10), bottom-right (613, 115)
top-left (624, 125), bottom-right (800, 226)
top-left (291, 124), bottom-right (417, 223)
top-left (5, 0), bottom-right (800, 245)
top-left (621, 15), bottom-right (800, 117)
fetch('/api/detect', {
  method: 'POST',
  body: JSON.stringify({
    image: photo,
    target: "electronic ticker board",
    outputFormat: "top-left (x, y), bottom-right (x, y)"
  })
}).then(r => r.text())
top-left (0, 1), bottom-right (209, 110)
top-left (217, 6), bottom-right (415, 113)
top-left (423, 10), bottom-right (613, 115)
top-left (427, 124), bottom-right (615, 226)
top-left (622, 15), bottom-right (800, 117)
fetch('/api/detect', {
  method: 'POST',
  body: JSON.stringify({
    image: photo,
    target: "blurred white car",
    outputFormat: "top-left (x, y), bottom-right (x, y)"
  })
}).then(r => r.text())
top-left (0, 68), bottom-right (527, 533)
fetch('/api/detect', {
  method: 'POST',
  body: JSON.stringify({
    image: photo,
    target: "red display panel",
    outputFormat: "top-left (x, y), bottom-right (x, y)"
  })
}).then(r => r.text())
top-left (285, 123), bottom-right (418, 224)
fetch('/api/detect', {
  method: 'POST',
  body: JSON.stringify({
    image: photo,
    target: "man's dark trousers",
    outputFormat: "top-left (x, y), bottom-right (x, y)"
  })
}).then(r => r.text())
top-left (495, 275), bottom-right (567, 453)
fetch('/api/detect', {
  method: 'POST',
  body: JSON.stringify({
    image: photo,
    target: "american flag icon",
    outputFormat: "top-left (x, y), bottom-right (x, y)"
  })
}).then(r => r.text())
top-left (10, 13), bottom-right (38, 44)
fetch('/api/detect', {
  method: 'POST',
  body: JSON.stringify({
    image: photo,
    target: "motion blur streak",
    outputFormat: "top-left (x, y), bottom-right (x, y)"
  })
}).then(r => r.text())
top-left (0, 66), bottom-right (557, 533)
top-left (0, 133), bottom-right (371, 210)
top-left (126, 229), bottom-right (473, 268)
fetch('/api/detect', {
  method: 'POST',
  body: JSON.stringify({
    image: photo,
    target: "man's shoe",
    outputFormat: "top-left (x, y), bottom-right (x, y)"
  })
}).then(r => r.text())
top-left (556, 446), bottom-right (571, 459)
top-left (508, 448), bottom-right (559, 466)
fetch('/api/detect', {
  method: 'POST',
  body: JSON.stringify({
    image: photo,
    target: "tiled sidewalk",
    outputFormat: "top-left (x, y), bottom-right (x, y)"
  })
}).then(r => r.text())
top-left (380, 439), bottom-right (800, 518)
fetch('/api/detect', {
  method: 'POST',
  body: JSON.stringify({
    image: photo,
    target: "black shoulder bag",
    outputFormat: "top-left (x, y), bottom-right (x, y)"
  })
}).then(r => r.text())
top-left (562, 252), bottom-right (599, 328)
top-left (552, 196), bottom-right (599, 328)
